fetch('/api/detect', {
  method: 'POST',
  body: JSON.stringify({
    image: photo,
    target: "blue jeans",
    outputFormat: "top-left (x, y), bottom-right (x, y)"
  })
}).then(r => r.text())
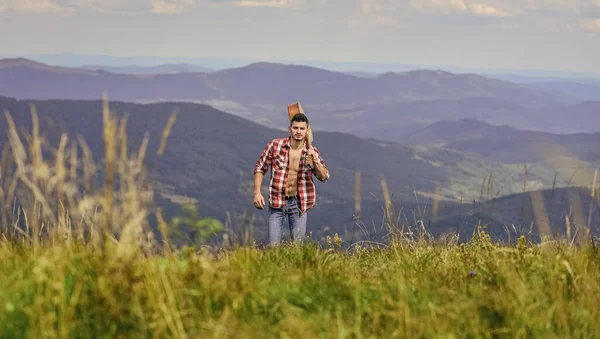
top-left (268, 196), bottom-right (307, 245)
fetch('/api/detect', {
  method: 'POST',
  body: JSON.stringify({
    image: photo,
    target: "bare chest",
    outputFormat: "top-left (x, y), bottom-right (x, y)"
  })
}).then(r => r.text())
top-left (287, 149), bottom-right (302, 171)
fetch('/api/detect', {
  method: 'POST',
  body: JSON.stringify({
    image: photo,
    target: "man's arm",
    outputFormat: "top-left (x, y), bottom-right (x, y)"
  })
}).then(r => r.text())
top-left (309, 147), bottom-right (329, 182)
top-left (254, 141), bottom-right (273, 175)
top-left (253, 141), bottom-right (273, 209)
top-left (253, 172), bottom-right (265, 209)
top-left (314, 161), bottom-right (328, 182)
top-left (254, 172), bottom-right (264, 194)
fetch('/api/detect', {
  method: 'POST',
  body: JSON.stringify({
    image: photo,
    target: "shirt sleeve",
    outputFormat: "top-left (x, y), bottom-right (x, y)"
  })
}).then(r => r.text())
top-left (254, 141), bottom-right (273, 175)
top-left (312, 146), bottom-right (330, 182)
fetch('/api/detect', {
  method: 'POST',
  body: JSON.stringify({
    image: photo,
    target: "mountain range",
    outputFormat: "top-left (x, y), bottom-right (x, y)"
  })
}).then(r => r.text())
top-left (2, 57), bottom-right (599, 138)
top-left (0, 57), bottom-right (564, 108)
top-left (80, 64), bottom-right (215, 74)
top-left (388, 119), bottom-right (600, 165)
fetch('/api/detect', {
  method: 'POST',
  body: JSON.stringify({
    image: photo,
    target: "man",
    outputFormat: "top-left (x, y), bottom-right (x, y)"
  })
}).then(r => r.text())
top-left (253, 113), bottom-right (330, 245)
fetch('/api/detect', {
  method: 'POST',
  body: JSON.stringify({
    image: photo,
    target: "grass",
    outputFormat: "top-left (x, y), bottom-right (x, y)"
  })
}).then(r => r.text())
top-left (0, 98), bottom-right (599, 337)
top-left (1, 235), bottom-right (600, 337)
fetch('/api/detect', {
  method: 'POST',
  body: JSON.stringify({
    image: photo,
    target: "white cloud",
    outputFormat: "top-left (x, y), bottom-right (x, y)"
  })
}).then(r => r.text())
top-left (233, 0), bottom-right (297, 8)
top-left (403, 0), bottom-right (600, 33)
top-left (410, 0), bottom-right (517, 16)
top-left (152, 0), bottom-right (195, 13)
top-left (410, 0), bottom-right (468, 12)
top-left (73, 0), bottom-right (150, 13)
top-left (517, 0), bottom-right (588, 13)
top-left (67, 0), bottom-right (194, 14)
top-left (359, 0), bottom-right (402, 27)
top-left (9, 0), bottom-right (75, 15)
top-left (469, 3), bottom-right (511, 17)
top-left (407, 0), bottom-right (600, 17)
top-left (580, 18), bottom-right (600, 31)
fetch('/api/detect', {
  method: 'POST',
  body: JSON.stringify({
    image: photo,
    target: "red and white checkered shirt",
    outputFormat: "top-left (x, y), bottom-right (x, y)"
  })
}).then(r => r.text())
top-left (254, 137), bottom-right (329, 214)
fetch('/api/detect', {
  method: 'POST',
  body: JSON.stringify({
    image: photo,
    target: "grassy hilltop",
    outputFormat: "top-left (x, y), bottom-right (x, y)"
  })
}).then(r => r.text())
top-left (2, 236), bottom-right (600, 338)
top-left (0, 99), bottom-right (598, 337)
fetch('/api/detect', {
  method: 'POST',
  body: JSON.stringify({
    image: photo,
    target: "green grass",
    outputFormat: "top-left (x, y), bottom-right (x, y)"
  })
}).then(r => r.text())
top-left (0, 235), bottom-right (599, 338)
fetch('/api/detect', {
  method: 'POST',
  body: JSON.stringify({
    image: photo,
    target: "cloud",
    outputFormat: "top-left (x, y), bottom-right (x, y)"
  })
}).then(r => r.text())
top-left (152, 0), bottom-right (195, 13)
top-left (580, 18), bottom-right (600, 31)
top-left (410, 0), bottom-right (600, 17)
top-left (469, 3), bottom-right (511, 17)
top-left (233, 0), bottom-right (297, 8)
top-left (405, 0), bottom-right (600, 34)
top-left (72, 0), bottom-right (150, 13)
top-left (9, 0), bottom-right (75, 15)
top-left (406, 0), bottom-right (600, 17)
top-left (410, 0), bottom-right (516, 17)
top-left (359, 0), bottom-right (402, 27)
top-left (69, 0), bottom-right (194, 14)
top-left (410, 0), bottom-right (468, 12)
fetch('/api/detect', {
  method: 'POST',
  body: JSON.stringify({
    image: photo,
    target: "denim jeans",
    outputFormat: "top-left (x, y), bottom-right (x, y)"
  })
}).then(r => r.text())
top-left (268, 196), bottom-right (307, 245)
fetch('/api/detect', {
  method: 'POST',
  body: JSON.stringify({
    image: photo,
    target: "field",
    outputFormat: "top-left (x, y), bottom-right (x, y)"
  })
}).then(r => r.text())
top-left (0, 100), bottom-right (598, 338)
top-left (1, 235), bottom-right (600, 338)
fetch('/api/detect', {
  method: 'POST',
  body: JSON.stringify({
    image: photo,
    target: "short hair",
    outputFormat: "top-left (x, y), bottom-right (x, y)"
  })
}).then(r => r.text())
top-left (290, 113), bottom-right (309, 126)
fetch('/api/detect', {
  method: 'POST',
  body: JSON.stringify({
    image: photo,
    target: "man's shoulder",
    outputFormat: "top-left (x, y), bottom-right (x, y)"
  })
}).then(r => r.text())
top-left (267, 137), bottom-right (288, 146)
top-left (262, 138), bottom-right (288, 152)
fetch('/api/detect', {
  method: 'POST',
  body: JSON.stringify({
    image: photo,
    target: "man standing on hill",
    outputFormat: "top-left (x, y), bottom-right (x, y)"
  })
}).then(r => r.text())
top-left (253, 113), bottom-right (330, 245)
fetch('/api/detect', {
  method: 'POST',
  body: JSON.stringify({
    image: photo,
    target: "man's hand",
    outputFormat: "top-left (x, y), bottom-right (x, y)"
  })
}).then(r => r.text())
top-left (306, 148), bottom-right (319, 166)
top-left (254, 192), bottom-right (265, 209)
top-left (306, 148), bottom-right (328, 181)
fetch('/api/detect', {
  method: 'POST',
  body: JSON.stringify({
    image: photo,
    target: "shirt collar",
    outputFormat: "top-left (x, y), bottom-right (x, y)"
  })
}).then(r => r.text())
top-left (283, 137), bottom-right (307, 151)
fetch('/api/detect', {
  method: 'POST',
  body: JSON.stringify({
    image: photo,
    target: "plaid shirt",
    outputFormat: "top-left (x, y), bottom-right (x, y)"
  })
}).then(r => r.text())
top-left (254, 137), bottom-right (329, 214)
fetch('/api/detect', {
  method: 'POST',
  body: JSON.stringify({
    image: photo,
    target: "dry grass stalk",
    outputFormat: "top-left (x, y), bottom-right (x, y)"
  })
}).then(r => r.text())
top-left (0, 95), bottom-right (176, 258)
top-left (380, 178), bottom-right (392, 227)
top-left (102, 94), bottom-right (117, 255)
top-left (432, 183), bottom-right (440, 223)
top-left (530, 190), bottom-right (551, 240)
top-left (586, 169), bottom-right (597, 231)
top-left (354, 171), bottom-right (361, 216)
top-left (567, 189), bottom-right (587, 246)
top-left (157, 109), bottom-right (178, 157)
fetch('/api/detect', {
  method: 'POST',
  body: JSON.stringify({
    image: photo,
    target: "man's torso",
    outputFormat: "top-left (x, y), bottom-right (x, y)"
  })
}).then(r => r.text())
top-left (254, 137), bottom-right (323, 214)
top-left (285, 148), bottom-right (302, 196)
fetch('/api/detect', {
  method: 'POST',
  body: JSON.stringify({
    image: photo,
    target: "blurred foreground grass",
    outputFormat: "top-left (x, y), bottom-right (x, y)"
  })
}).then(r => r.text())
top-left (1, 235), bottom-right (599, 338)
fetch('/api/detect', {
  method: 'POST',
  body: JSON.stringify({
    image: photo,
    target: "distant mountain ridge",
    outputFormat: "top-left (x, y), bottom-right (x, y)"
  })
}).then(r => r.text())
top-left (395, 118), bottom-right (600, 164)
top-left (0, 57), bottom-right (569, 109)
top-left (0, 58), bottom-right (97, 75)
top-left (80, 63), bottom-right (215, 74)
top-left (3, 57), bottom-right (599, 138)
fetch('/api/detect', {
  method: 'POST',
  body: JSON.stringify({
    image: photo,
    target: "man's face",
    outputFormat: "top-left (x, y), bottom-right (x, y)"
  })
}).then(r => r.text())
top-left (289, 121), bottom-right (308, 141)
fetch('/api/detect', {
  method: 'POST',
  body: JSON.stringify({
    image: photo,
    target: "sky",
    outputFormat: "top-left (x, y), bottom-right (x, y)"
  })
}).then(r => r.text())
top-left (1, 0), bottom-right (600, 73)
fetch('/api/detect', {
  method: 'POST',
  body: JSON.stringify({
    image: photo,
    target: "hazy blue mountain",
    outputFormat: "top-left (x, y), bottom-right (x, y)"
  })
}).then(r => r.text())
top-left (310, 98), bottom-right (600, 138)
top-left (0, 58), bottom-right (569, 110)
top-left (10, 53), bottom-right (253, 70)
top-left (80, 63), bottom-right (215, 74)
top-left (392, 118), bottom-right (600, 164)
